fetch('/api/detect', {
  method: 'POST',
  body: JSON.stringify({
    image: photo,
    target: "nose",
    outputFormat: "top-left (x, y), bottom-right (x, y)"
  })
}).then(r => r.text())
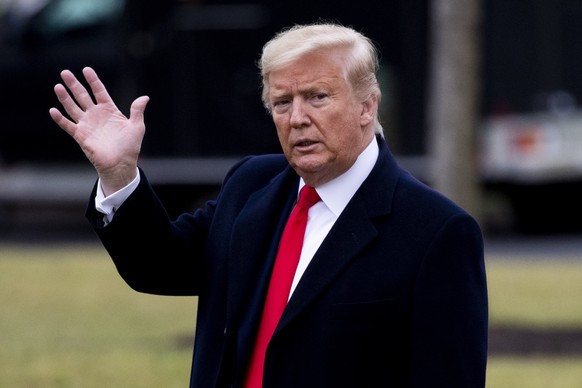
top-left (289, 99), bottom-right (311, 129)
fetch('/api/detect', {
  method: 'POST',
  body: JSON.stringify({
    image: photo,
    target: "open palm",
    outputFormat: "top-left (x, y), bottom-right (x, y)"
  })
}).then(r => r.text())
top-left (49, 67), bottom-right (149, 193)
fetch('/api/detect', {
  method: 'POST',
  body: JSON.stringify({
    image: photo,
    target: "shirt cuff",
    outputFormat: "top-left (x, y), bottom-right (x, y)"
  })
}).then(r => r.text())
top-left (94, 168), bottom-right (140, 223)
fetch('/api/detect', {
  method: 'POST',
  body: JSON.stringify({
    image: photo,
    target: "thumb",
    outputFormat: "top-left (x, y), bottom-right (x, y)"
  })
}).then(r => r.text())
top-left (129, 95), bottom-right (150, 124)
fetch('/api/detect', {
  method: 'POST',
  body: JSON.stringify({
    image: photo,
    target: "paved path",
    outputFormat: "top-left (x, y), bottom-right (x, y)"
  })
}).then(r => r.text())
top-left (485, 233), bottom-right (582, 261)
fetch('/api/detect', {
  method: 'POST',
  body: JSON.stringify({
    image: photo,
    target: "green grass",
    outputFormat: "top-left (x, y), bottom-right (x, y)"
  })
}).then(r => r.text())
top-left (0, 244), bottom-right (197, 388)
top-left (485, 255), bottom-right (582, 388)
top-left (487, 258), bottom-right (582, 328)
top-left (487, 357), bottom-right (582, 388)
top-left (2, 243), bottom-right (582, 387)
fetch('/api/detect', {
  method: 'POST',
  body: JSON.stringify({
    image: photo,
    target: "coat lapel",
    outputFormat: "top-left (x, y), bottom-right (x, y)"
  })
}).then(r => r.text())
top-left (277, 137), bottom-right (400, 331)
top-left (280, 200), bottom-right (378, 325)
top-left (225, 137), bottom-right (403, 357)
top-left (226, 167), bottom-right (297, 325)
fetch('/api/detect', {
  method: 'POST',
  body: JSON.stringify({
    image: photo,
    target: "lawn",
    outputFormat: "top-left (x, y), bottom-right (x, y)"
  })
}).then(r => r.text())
top-left (485, 254), bottom-right (582, 388)
top-left (1, 243), bottom-right (582, 387)
top-left (0, 244), bottom-right (196, 388)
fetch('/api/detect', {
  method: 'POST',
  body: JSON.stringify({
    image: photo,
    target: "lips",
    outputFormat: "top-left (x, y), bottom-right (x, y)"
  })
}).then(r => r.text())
top-left (296, 140), bottom-right (317, 147)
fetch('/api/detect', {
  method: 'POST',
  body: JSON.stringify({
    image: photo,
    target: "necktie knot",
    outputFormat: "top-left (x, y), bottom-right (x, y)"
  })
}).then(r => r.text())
top-left (297, 185), bottom-right (320, 209)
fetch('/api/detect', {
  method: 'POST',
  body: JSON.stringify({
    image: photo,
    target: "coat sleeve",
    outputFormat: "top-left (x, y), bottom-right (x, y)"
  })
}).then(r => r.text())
top-left (84, 155), bottom-right (286, 297)
top-left (408, 213), bottom-right (488, 388)
top-left (84, 158), bottom-right (255, 296)
top-left (85, 168), bottom-right (216, 296)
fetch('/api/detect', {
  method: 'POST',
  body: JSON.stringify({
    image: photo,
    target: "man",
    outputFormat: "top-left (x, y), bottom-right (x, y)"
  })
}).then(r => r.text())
top-left (50, 23), bottom-right (488, 388)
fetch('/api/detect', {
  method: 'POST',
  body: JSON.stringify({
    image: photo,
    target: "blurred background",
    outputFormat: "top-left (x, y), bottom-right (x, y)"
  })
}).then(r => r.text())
top-left (1, 0), bottom-right (582, 387)
top-left (2, 0), bottom-right (582, 235)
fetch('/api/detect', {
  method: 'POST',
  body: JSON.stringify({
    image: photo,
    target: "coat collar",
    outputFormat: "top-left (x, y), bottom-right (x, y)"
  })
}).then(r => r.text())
top-left (227, 135), bottom-right (401, 351)
top-left (278, 135), bottom-right (399, 329)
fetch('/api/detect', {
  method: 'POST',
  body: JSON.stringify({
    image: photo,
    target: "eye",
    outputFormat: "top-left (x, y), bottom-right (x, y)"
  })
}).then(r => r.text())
top-left (273, 99), bottom-right (289, 106)
top-left (272, 99), bottom-right (290, 113)
top-left (310, 93), bottom-right (329, 105)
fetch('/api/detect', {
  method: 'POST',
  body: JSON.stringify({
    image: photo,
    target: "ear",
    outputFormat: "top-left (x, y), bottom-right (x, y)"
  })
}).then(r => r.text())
top-left (360, 95), bottom-right (377, 127)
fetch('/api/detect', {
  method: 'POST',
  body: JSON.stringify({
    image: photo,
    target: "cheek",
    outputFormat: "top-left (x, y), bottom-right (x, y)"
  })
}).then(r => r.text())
top-left (329, 123), bottom-right (357, 148)
top-left (273, 117), bottom-right (288, 136)
top-left (274, 120), bottom-right (292, 151)
top-left (329, 126), bottom-right (363, 159)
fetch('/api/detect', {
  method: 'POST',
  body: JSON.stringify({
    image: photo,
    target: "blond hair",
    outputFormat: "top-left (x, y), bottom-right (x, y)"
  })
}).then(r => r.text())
top-left (259, 22), bottom-right (383, 132)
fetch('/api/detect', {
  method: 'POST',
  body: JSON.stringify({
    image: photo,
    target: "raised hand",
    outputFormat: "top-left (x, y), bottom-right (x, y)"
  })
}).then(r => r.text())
top-left (49, 67), bottom-right (150, 195)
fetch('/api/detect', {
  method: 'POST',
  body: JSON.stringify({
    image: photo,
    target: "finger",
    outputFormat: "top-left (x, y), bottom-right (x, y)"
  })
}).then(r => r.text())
top-left (54, 83), bottom-right (84, 122)
top-left (49, 107), bottom-right (77, 137)
top-left (129, 95), bottom-right (150, 125)
top-left (60, 69), bottom-right (95, 110)
top-left (82, 66), bottom-right (115, 106)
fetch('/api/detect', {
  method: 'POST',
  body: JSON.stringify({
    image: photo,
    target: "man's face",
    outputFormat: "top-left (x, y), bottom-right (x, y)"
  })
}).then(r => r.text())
top-left (268, 49), bottom-right (376, 187)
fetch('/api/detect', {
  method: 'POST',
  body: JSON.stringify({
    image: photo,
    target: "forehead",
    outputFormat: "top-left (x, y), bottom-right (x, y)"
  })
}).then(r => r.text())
top-left (268, 50), bottom-right (347, 93)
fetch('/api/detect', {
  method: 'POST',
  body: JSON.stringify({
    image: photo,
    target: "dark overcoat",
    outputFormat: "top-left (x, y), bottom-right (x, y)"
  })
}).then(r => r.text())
top-left (87, 136), bottom-right (488, 388)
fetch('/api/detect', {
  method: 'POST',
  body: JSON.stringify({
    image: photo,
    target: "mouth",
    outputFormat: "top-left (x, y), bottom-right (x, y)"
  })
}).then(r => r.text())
top-left (294, 139), bottom-right (319, 149)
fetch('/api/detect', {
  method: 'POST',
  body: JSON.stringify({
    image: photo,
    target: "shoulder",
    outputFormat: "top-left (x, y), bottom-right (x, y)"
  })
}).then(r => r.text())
top-left (365, 138), bottom-right (471, 222)
top-left (218, 154), bottom-right (292, 196)
top-left (391, 171), bottom-right (483, 240)
top-left (206, 154), bottom-right (294, 216)
top-left (223, 154), bottom-right (290, 185)
top-left (398, 172), bottom-right (469, 216)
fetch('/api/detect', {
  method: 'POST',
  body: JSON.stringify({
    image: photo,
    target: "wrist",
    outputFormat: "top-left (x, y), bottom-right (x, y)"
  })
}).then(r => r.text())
top-left (99, 166), bottom-right (139, 197)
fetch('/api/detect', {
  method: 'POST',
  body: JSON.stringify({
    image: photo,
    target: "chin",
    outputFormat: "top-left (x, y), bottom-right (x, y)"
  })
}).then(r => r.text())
top-left (292, 156), bottom-right (324, 172)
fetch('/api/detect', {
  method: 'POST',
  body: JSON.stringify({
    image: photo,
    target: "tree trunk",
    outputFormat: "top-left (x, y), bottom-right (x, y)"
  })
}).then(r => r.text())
top-left (427, 0), bottom-right (483, 222)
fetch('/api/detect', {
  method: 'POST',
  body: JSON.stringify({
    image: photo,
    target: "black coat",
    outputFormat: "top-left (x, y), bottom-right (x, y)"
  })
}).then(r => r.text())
top-left (87, 136), bottom-right (488, 387)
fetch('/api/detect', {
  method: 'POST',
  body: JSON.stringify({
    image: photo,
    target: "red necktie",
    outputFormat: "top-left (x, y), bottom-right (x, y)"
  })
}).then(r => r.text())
top-left (244, 185), bottom-right (321, 388)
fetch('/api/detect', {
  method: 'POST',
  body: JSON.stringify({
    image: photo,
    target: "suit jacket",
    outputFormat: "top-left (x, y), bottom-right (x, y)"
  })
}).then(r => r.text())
top-left (87, 136), bottom-right (488, 388)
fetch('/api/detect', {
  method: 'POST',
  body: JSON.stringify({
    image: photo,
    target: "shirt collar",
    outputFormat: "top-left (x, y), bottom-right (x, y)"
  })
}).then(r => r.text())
top-left (299, 136), bottom-right (379, 217)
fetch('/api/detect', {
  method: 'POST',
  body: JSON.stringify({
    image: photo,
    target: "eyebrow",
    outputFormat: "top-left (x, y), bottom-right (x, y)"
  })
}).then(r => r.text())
top-left (271, 81), bottom-right (333, 99)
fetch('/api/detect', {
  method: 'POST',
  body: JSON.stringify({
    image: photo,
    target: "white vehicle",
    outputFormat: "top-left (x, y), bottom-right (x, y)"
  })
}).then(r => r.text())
top-left (480, 103), bottom-right (582, 233)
